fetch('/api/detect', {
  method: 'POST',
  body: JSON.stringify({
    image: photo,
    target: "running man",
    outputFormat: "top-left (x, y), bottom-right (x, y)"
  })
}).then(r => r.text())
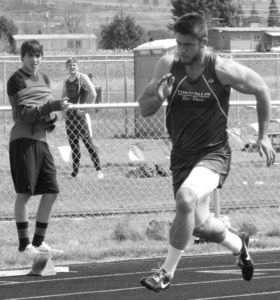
top-left (61, 57), bottom-right (103, 179)
top-left (137, 13), bottom-right (275, 292)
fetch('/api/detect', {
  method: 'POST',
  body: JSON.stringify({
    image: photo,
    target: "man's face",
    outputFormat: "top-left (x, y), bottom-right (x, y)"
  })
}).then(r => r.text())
top-left (175, 32), bottom-right (204, 65)
top-left (66, 62), bottom-right (78, 74)
top-left (21, 53), bottom-right (42, 75)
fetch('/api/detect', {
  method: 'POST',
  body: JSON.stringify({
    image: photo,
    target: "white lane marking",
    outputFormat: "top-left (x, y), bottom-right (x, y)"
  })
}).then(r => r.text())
top-left (2, 274), bottom-right (280, 300)
top-left (189, 290), bottom-right (280, 300)
top-left (0, 260), bottom-right (279, 286)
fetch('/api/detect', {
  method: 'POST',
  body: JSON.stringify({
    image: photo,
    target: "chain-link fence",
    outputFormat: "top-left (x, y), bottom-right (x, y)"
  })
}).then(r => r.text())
top-left (1, 55), bottom-right (280, 268)
top-left (0, 56), bottom-right (134, 108)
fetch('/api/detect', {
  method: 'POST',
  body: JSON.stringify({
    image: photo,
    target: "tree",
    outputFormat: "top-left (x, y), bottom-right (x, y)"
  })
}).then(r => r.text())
top-left (268, 0), bottom-right (280, 27)
top-left (236, 1), bottom-right (245, 26)
top-left (99, 14), bottom-right (146, 50)
top-left (248, 2), bottom-right (260, 24)
top-left (215, 0), bottom-right (238, 26)
top-left (0, 16), bottom-right (18, 53)
top-left (169, 0), bottom-right (238, 27)
top-left (64, 9), bottom-right (83, 33)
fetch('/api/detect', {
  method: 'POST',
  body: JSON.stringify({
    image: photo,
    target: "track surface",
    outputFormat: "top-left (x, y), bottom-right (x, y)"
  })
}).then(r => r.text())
top-left (0, 250), bottom-right (279, 299)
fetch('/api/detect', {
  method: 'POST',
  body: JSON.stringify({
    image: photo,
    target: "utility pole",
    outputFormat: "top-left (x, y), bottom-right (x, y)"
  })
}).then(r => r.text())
top-left (45, 11), bottom-right (49, 33)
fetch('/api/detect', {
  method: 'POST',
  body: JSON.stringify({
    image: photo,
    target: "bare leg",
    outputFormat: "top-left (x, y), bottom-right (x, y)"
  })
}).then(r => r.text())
top-left (36, 193), bottom-right (58, 223)
top-left (169, 187), bottom-right (197, 250)
top-left (161, 187), bottom-right (197, 276)
top-left (14, 193), bottom-right (31, 222)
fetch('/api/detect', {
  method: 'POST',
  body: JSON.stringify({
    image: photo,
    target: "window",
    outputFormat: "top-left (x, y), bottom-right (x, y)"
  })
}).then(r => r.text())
top-left (75, 40), bottom-right (82, 48)
top-left (67, 40), bottom-right (74, 48)
top-left (253, 34), bottom-right (260, 41)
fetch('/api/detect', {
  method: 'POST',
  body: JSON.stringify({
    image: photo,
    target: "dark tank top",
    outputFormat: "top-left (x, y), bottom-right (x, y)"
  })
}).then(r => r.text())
top-left (65, 77), bottom-right (80, 104)
top-left (166, 53), bottom-right (231, 157)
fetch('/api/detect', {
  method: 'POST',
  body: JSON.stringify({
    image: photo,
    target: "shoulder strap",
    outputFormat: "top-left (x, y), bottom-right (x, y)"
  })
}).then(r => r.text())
top-left (76, 72), bottom-right (82, 91)
top-left (77, 73), bottom-right (90, 104)
top-left (40, 72), bottom-right (49, 85)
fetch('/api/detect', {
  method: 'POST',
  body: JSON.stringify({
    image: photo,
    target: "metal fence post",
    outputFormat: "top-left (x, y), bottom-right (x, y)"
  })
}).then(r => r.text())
top-left (105, 58), bottom-right (109, 103)
top-left (124, 60), bottom-right (128, 137)
top-left (3, 61), bottom-right (7, 134)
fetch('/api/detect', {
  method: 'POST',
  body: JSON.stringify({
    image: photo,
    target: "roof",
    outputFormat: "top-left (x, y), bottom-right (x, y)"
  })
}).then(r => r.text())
top-left (264, 31), bottom-right (280, 37)
top-left (13, 34), bottom-right (97, 40)
top-left (134, 39), bottom-right (177, 51)
top-left (210, 27), bottom-right (280, 32)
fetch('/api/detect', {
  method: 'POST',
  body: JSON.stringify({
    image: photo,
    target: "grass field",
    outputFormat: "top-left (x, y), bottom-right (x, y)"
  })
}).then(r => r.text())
top-left (2, 209), bottom-right (280, 269)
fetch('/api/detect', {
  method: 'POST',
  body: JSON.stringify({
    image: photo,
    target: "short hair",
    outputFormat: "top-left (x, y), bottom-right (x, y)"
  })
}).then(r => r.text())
top-left (21, 39), bottom-right (43, 58)
top-left (66, 57), bottom-right (78, 66)
top-left (173, 13), bottom-right (208, 41)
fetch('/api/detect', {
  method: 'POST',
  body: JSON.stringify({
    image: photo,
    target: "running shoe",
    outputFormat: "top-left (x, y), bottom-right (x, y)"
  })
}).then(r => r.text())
top-left (140, 269), bottom-right (172, 292)
top-left (34, 242), bottom-right (63, 256)
top-left (19, 244), bottom-right (40, 259)
top-left (97, 170), bottom-right (104, 179)
top-left (236, 232), bottom-right (254, 281)
top-left (71, 171), bottom-right (79, 178)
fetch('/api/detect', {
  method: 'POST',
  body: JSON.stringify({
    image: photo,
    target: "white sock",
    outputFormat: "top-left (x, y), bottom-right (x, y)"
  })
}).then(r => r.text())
top-left (161, 245), bottom-right (184, 277)
top-left (220, 229), bottom-right (242, 255)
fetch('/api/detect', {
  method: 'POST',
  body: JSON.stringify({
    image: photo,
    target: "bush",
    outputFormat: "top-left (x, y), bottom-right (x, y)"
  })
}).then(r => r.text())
top-left (256, 42), bottom-right (266, 53)
top-left (266, 226), bottom-right (280, 237)
top-left (111, 217), bottom-right (145, 241)
top-left (145, 219), bottom-right (170, 241)
top-left (238, 222), bottom-right (258, 236)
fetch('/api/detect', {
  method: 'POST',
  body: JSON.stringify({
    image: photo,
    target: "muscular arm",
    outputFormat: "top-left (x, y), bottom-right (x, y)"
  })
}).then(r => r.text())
top-left (216, 57), bottom-right (271, 138)
top-left (137, 55), bottom-right (174, 117)
top-left (216, 56), bottom-right (275, 166)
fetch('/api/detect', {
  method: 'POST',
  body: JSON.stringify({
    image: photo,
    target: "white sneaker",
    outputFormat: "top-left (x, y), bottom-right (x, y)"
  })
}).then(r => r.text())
top-left (20, 244), bottom-right (40, 259)
top-left (35, 242), bottom-right (63, 256)
top-left (97, 170), bottom-right (104, 179)
top-left (35, 241), bottom-right (51, 253)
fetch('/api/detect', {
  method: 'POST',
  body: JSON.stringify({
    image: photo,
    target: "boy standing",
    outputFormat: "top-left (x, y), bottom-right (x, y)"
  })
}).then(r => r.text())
top-left (7, 39), bottom-right (68, 257)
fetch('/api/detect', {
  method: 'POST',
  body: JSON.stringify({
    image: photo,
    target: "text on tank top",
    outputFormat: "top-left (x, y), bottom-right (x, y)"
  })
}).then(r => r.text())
top-left (166, 53), bottom-right (231, 156)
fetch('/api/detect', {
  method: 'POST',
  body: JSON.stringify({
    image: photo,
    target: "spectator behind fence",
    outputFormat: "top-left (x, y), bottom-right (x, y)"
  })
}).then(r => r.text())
top-left (7, 39), bottom-right (69, 258)
top-left (137, 13), bottom-right (275, 293)
top-left (61, 57), bottom-right (104, 179)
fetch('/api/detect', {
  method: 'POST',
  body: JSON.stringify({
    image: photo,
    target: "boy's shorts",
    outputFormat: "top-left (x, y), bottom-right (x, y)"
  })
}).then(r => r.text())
top-left (171, 142), bottom-right (231, 196)
top-left (9, 138), bottom-right (60, 195)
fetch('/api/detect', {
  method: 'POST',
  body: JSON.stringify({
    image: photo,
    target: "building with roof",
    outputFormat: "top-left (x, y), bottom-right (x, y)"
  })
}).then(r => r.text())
top-left (13, 33), bottom-right (97, 55)
top-left (208, 26), bottom-right (280, 52)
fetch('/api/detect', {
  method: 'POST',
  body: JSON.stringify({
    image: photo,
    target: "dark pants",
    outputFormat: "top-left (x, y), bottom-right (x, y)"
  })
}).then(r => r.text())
top-left (65, 110), bottom-right (101, 174)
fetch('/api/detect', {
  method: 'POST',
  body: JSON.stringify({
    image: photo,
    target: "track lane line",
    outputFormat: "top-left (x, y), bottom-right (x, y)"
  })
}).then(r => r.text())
top-left (2, 274), bottom-right (280, 300)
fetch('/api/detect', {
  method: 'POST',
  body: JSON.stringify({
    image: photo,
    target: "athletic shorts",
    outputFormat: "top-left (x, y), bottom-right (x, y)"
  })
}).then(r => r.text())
top-left (171, 142), bottom-right (231, 196)
top-left (9, 138), bottom-right (60, 195)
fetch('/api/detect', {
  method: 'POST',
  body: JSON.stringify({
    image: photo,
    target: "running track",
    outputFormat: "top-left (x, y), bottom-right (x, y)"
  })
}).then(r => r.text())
top-left (0, 250), bottom-right (279, 299)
